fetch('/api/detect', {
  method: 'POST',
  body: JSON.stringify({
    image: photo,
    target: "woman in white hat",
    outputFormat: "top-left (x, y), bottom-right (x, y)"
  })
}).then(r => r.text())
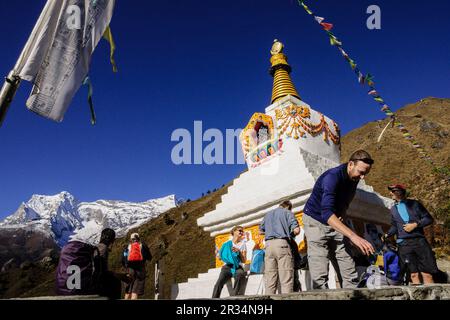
top-left (123, 233), bottom-right (152, 299)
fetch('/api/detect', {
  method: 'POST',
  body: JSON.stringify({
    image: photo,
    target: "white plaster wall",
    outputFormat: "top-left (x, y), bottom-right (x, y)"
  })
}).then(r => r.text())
top-left (265, 95), bottom-right (341, 163)
top-left (197, 141), bottom-right (318, 235)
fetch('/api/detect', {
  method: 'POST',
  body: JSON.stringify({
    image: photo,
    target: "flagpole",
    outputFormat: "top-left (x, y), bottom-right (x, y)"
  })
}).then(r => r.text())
top-left (0, 71), bottom-right (21, 127)
top-left (0, 0), bottom-right (52, 127)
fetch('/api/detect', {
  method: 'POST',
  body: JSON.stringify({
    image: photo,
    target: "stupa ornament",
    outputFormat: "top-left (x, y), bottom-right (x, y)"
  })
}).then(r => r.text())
top-left (270, 39), bottom-right (284, 55)
top-left (269, 40), bottom-right (301, 103)
top-left (276, 104), bottom-right (340, 143)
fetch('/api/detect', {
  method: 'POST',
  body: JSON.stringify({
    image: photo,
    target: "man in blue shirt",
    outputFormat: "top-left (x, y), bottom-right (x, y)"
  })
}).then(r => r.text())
top-left (384, 184), bottom-right (438, 284)
top-left (260, 200), bottom-right (300, 294)
top-left (303, 150), bottom-right (375, 289)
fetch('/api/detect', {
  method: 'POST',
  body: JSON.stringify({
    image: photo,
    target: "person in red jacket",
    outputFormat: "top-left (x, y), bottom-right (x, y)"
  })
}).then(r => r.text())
top-left (123, 233), bottom-right (152, 299)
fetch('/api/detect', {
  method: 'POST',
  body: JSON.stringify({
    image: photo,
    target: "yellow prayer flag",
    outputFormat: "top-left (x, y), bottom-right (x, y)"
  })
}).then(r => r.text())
top-left (103, 26), bottom-right (118, 73)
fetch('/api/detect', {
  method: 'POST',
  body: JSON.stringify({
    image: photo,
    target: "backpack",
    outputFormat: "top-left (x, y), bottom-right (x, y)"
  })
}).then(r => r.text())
top-left (289, 238), bottom-right (308, 270)
top-left (127, 242), bottom-right (143, 262)
top-left (383, 249), bottom-right (402, 281)
top-left (250, 249), bottom-right (265, 274)
top-left (357, 265), bottom-right (388, 288)
top-left (55, 241), bottom-right (103, 295)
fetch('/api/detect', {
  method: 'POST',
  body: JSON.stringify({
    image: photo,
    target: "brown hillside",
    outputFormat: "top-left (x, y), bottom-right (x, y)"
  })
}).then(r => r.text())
top-left (341, 97), bottom-right (450, 248)
top-left (108, 185), bottom-right (231, 299)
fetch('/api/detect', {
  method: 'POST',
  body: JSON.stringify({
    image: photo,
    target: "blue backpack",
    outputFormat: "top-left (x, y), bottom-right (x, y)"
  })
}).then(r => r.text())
top-left (383, 249), bottom-right (402, 281)
top-left (250, 249), bottom-right (265, 274)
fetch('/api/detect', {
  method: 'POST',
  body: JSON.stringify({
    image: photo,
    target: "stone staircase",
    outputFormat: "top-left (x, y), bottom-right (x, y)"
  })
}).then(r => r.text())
top-left (171, 267), bottom-right (264, 299)
top-left (171, 264), bottom-right (342, 299)
top-left (299, 148), bottom-right (337, 180)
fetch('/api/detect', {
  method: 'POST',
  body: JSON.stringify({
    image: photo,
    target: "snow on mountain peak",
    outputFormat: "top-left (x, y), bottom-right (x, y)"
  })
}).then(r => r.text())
top-left (0, 193), bottom-right (177, 247)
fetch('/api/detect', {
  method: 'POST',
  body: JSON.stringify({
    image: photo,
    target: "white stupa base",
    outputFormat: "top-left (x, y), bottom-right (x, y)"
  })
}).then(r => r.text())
top-left (171, 262), bottom-right (342, 299)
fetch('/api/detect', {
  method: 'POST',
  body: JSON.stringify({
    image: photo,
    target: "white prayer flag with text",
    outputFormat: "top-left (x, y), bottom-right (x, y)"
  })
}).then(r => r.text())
top-left (14, 0), bottom-right (115, 122)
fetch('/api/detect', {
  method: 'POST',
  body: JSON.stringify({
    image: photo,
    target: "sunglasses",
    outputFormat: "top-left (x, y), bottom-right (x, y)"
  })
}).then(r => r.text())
top-left (350, 158), bottom-right (374, 165)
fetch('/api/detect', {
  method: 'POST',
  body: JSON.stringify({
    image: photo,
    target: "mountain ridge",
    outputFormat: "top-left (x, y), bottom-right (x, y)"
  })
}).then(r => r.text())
top-left (0, 191), bottom-right (177, 247)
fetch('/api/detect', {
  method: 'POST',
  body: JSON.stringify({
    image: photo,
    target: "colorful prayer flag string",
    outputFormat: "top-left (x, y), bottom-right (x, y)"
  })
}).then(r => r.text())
top-left (297, 0), bottom-right (434, 165)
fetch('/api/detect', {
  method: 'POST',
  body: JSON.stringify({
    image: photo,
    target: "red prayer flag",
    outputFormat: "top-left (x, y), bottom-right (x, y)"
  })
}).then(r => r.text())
top-left (320, 22), bottom-right (333, 31)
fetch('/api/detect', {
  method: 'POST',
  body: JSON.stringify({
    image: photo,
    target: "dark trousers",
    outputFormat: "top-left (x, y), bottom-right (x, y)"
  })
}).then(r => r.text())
top-left (293, 270), bottom-right (301, 292)
top-left (212, 265), bottom-right (246, 298)
top-left (398, 237), bottom-right (438, 275)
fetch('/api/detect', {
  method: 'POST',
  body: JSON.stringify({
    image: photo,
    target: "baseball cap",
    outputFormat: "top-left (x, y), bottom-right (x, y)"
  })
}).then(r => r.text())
top-left (130, 233), bottom-right (140, 241)
top-left (388, 184), bottom-right (407, 192)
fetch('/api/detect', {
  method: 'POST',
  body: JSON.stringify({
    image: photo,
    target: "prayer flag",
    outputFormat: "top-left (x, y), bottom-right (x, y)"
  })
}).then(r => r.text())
top-left (14, 0), bottom-right (116, 122)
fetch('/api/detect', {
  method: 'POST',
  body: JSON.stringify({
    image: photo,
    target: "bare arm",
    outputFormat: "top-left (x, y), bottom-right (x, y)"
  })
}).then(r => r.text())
top-left (288, 212), bottom-right (300, 236)
top-left (259, 219), bottom-right (265, 235)
top-left (240, 250), bottom-right (247, 263)
top-left (327, 214), bottom-right (374, 256)
top-left (327, 215), bottom-right (357, 238)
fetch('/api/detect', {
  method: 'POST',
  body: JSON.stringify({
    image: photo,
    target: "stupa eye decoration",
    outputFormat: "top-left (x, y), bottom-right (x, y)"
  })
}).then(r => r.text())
top-left (240, 113), bottom-right (284, 167)
top-left (240, 113), bottom-right (274, 156)
top-left (276, 104), bottom-right (340, 144)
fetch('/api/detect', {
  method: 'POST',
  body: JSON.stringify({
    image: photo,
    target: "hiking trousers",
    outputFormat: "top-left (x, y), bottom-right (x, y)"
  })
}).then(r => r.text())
top-left (303, 214), bottom-right (358, 289)
top-left (264, 238), bottom-right (294, 294)
top-left (212, 265), bottom-right (246, 298)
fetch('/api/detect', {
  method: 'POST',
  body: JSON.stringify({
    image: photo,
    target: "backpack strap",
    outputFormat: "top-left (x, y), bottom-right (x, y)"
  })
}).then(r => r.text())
top-left (89, 246), bottom-right (104, 294)
top-left (92, 246), bottom-right (102, 275)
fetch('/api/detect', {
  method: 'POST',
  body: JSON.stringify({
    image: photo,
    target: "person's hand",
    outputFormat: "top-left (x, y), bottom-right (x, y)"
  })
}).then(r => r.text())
top-left (349, 234), bottom-right (375, 256)
top-left (403, 223), bottom-right (418, 233)
top-left (231, 246), bottom-right (239, 252)
top-left (123, 273), bottom-right (132, 283)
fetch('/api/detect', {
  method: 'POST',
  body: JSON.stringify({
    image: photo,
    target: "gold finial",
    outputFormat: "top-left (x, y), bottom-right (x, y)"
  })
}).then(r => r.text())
top-left (269, 40), bottom-right (301, 104)
top-left (271, 39), bottom-right (284, 55)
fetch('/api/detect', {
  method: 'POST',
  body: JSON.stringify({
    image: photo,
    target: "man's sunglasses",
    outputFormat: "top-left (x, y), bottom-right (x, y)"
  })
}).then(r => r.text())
top-left (350, 158), bottom-right (374, 165)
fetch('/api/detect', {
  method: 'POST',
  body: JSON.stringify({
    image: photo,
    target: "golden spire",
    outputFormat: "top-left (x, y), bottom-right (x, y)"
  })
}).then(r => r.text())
top-left (269, 40), bottom-right (301, 104)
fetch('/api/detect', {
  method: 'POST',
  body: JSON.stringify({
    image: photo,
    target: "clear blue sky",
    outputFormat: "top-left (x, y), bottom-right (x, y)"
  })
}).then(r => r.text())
top-left (0, 0), bottom-right (449, 219)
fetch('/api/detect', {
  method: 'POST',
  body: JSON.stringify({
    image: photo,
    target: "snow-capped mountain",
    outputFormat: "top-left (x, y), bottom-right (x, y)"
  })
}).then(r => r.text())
top-left (0, 192), bottom-right (177, 247)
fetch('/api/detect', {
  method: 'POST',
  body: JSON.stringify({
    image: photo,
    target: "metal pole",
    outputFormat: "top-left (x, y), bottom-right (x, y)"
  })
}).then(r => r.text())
top-left (0, 70), bottom-right (21, 127)
top-left (0, 1), bottom-right (53, 128)
top-left (154, 261), bottom-right (159, 300)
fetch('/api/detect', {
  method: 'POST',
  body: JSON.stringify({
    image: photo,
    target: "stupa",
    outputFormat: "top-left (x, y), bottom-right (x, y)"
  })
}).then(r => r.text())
top-left (172, 40), bottom-right (394, 299)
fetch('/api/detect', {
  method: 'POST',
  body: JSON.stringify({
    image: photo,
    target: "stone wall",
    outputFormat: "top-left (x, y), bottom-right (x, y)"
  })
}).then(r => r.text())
top-left (227, 284), bottom-right (450, 300)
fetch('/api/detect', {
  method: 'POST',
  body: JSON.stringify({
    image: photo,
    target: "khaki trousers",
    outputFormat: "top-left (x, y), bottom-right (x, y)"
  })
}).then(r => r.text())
top-left (264, 238), bottom-right (294, 294)
top-left (303, 214), bottom-right (358, 289)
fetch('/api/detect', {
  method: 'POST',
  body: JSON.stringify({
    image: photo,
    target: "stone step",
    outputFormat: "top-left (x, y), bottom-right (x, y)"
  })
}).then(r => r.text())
top-left (175, 273), bottom-right (267, 299)
top-left (174, 265), bottom-right (338, 299)
top-left (218, 168), bottom-right (302, 205)
top-left (185, 270), bottom-right (220, 284)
